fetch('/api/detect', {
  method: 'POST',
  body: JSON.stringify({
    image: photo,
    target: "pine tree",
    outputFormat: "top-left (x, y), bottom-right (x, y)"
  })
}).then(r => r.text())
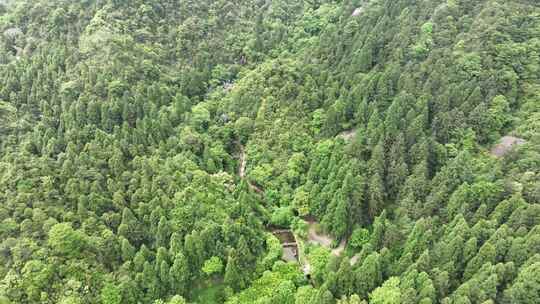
top-left (503, 261), bottom-right (540, 304)
top-left (120, 237), bottom-right (135, 262)
top-left (369, 277), bottom-right (401, 304)
top-left (156, 216), bottom-right (171, 249)
top-left (355, 252), bottom-right (383, 298)
top-left (336, 258), bottom-right (355, 298)
top-left (169, 252), bottom-right (190, 295)
top-left (224, 249), bottom-right (243, 291)
top-left (100, 281), bottom-right (122, 304)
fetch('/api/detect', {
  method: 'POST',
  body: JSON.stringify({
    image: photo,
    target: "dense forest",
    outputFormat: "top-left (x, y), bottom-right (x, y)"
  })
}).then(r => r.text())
top-left (0, 0), bottom-right (539, 303)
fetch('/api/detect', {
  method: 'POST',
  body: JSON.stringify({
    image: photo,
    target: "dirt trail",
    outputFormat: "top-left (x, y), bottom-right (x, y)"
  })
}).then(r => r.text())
top-left (307, 223), bottom-right (333, 247)
top-left (306, 219), bottom-right (345, 257)
top-left (236, 142), bottom-right (345, 278)
top-left (237, 142), bottom-right (247, 178)
top-left (236, 142), bottom-right (263, 194)
top-left (350, 253), bottom-right (361, 266)
top-left (332, 239), bottom-right (346, 256)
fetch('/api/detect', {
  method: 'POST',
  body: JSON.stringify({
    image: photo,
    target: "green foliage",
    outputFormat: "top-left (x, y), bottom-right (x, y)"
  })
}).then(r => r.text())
top-left (226, 262), bottom-right (304, 304)
top-left (258, 234), bottom-right (283, 272)
top-left (191, 283), bottom-right (224, 304)
top-left (0, 100), bottom-right (16, 134)
top-left (202, 256), bottom-right (224, 277)
top-left (411, 22), bottom-right (434, 59)
top-left (349, 228), bottom-right (370, 250)
top-left (235, 117), bottom-right (254, 143)
top-left (224, 250), bottom-right (243, 291)
top-left (191, 103), bottom-right (211, 131)
top-left (170, 253), bottom-right (190, 295)
top-left (47, 223), bottom-right (86, 258)
top-left (0, 0), bottom-right (539, 303)
top-left (307, 246), bottom-right (331, 284)
top-left (59, 297), bottom-right (83, 304)
top-left (270, 207), bottom-right (295, 228)
top-left (503, 261), bottom-right (540, 304)
top-left (100, 282), bottom-right (121, 304)
top-left (370, 277), bottom-right (402, 304)
top-left (167, 296), bottom-right (187, 304)
top-left (295, 286), bottom-right (318, 304)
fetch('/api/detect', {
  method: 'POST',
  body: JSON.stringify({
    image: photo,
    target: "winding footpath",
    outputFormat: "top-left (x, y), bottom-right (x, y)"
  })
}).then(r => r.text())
top-left (236, 141), bottom-right (263, 194)
top-left (305, 218), bottom-right (346, 256)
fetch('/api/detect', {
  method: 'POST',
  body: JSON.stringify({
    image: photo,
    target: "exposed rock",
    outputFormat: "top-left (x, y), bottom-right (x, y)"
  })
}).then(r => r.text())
top-left (490, 136), bottom-right (526, 157)
top-left (3, 27), bottom-right (23, 39)
top-left (303, 263), bottom-right (311, 276)
top-left (13, 45), bottom-right (23, 57)
top-left (282, 247), bottom-right (298, 262)
top-left (239, 55), bottom-right (247, 65)
top-left (223, 81), bottom-right (234, 92)
top-left (337, 129), bottom-right (357, 141)
top-left (238, 142), bottom-right (247, 178)
top-left (352, 7), bottom-right (363, 16)
top-left (220, 113), bottom-right (230, 123)
top-left (271, 229), bottom-right (299, 262)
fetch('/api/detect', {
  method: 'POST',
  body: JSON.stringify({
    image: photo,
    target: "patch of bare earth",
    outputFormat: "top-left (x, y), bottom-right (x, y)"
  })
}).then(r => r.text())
top-left (306, 220), bottom-right (345, 256)
top-left (350, 254), bottom-right (361, 266)
top-left (490, 136), bottom-right (526, 157)
top-left (337, 129), bottom-right (357, 141)
top-left (237, 142), bottom-right (263, 194)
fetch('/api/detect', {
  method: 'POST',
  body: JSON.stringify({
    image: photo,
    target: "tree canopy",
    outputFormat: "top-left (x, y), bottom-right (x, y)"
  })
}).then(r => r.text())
top-left (0, 0), bottom-right (539, 303)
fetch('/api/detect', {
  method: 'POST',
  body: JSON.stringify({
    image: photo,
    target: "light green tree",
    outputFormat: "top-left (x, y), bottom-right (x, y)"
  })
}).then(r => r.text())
top-left (202, 256), bottom-right (224, 277)
top-left (47, 223), bottom-right (86, 257)
top-left (370, 277), bottom-right (402, 304)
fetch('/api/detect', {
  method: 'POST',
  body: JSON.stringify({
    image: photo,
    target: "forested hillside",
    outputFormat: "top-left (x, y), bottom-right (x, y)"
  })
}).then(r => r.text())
top-left (0, 0), bottom-right (539, 304)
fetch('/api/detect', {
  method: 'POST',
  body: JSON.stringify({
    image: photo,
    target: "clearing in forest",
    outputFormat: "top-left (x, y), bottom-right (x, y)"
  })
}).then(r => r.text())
top-left (304, 217), bottom-right (346, 256)
top-left (490, 135), bottom-right (526, 157)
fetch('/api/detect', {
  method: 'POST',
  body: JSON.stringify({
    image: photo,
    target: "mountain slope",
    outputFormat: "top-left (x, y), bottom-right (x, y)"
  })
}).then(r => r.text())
top-left (0, 0), bottom-right (539, 304)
